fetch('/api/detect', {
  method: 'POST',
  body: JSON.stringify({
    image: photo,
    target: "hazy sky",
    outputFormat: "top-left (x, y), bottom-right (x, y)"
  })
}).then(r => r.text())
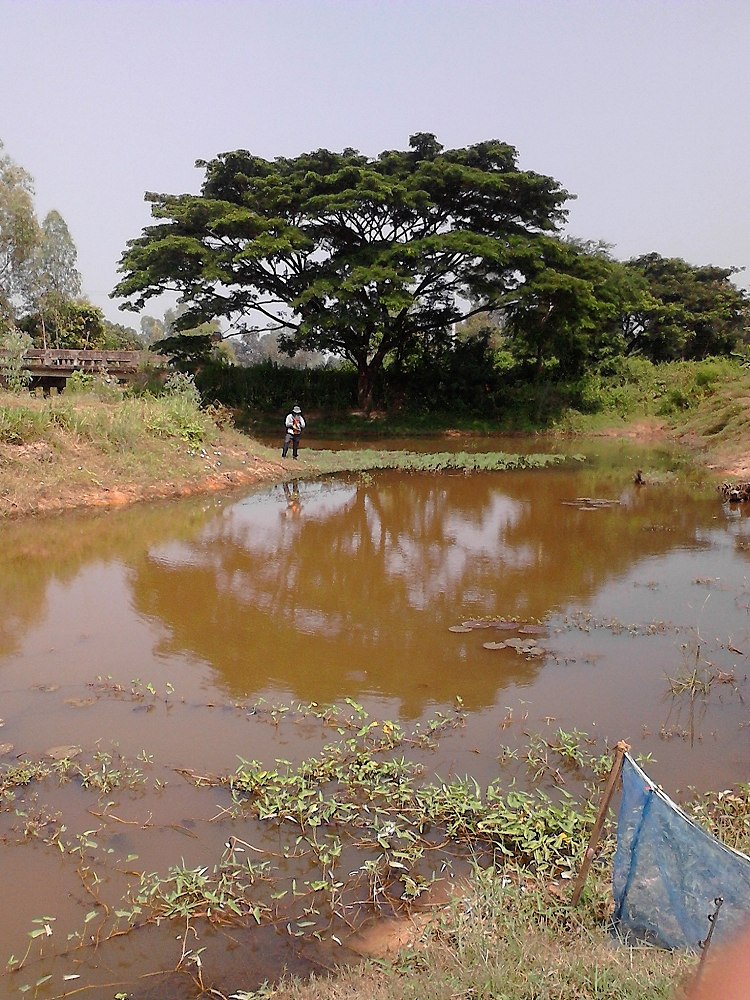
top-left (2, 0), bottom-right (748, 327)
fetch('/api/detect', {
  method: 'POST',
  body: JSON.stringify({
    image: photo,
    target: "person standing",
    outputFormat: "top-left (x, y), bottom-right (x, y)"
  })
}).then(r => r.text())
top-left (282, 405), bottom-right (306, 459)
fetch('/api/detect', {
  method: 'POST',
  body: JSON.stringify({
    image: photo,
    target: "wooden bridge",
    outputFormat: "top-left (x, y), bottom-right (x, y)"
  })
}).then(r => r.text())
top-left (0, 349), bottom-right (164, 390)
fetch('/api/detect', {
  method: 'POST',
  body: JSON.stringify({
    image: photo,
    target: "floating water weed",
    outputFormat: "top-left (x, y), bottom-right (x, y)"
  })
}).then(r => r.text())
top-left (227, 711), bottom-right (597, 892)
top-left (133, 860), bottom-right (268, 924)
top-left (0, 761), bottom-right (50, 798)
top-left (666, 667), bottom-right (713, 698)
top-left (306, 448), bottom-right (571, 476)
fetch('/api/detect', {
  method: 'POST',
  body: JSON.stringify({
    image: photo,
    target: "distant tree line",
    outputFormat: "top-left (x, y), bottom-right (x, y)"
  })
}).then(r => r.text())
top-left (1, 139), bottom-right (141, 353)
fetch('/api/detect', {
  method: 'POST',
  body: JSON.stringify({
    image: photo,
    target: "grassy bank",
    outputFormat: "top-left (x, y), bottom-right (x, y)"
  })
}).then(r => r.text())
top-left (233, 356), bottom-right (750, 447)
top-left (552, 357), bottom-right (750, 478)
top-left (261, 870), bottom-right (695, 1000)
top-left (0, 385), bottom-right (287, 516)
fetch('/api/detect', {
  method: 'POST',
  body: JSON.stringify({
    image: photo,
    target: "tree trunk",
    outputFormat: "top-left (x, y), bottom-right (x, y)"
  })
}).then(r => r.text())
top-left (357, 365), bottom-right (374, 412)
top-left (356, 334), bottom-right (394, 412)
top-left (534, 342), bottom-right (545, 381)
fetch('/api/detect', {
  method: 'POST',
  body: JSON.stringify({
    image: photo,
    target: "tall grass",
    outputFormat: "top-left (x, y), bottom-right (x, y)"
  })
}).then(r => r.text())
top-left (0, 400), bottom-right (52, 443)
top-left (0, 389), bottom-right (215, 450)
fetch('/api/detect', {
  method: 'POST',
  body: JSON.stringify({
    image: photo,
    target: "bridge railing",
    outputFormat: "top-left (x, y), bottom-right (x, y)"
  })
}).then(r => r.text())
top-left (0, 349), bottom-right (162, 371)
top-left (24, 349), bottom-right (145, 369)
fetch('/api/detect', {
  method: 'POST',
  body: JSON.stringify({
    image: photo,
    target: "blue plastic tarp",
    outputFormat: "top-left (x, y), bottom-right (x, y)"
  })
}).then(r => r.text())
top-left (613, 754), bottom-right (750, 951)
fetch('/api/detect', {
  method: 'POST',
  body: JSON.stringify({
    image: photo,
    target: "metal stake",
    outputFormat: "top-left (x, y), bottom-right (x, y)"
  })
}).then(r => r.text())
top-left (695, 896), bottom-right (724, 983)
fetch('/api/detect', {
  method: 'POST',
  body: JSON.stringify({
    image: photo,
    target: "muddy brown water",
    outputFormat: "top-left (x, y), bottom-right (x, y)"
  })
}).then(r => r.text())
top-left (2, 435), bottom-right (750, 997)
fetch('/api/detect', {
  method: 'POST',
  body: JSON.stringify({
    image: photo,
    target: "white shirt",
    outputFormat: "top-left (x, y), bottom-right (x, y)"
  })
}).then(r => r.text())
top-left (285, 412), bottom-right (306, 434)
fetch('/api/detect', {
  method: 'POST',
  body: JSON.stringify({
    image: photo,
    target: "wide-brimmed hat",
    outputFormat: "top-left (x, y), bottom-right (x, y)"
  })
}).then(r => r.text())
top-left (292, 405), bottom-right (302, 414)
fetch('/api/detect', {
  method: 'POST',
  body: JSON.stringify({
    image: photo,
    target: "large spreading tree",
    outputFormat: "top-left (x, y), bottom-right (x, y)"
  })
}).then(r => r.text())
top-left (113, 133), bottom-right (571, 409)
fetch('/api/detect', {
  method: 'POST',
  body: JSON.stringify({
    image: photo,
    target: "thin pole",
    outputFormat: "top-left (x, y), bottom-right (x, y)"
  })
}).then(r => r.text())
top-left (571, 740), bottom-right (630, 906)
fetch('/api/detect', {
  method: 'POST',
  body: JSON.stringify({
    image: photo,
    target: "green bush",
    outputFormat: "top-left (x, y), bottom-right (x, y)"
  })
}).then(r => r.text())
top-left (65, 370), bottom-right (123, 402)
top-left (163, 371), bottom-right (202, 408)
top-left (197, 361), bottom-right (358, 412)
top-left (0, 328), bottom-right (33, 393)
top-left (143, 394), bottom-right (208, 445)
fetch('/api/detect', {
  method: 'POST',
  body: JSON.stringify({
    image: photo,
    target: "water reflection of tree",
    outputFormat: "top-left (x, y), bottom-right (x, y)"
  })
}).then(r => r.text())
top-left (0, 498), bottom-right (223, 659)
top-left (128, 471), bottom-right (718, 714)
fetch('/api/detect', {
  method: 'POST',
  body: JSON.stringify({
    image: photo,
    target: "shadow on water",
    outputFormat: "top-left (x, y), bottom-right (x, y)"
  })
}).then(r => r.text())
top-left (2, 435), bottom-right (750, 995)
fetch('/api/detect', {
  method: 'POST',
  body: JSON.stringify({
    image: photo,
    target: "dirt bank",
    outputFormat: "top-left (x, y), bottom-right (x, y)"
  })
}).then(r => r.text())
top-left (2, 413), bottom-right (749, 520)
top-left (0, 433), bottom-right (304, 518)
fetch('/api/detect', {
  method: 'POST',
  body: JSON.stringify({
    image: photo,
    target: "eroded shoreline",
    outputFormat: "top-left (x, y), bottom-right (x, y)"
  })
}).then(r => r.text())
top-left (2, 411), bottom-right (749, 520)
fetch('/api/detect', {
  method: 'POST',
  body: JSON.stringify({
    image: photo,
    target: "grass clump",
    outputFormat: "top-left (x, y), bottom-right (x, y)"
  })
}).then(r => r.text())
top-left (0, 400), bottom-right (52, 443)
top-left (687, 786), bottom-right (750, 853)
top-left (261, 867), bottom-right (694, 1000)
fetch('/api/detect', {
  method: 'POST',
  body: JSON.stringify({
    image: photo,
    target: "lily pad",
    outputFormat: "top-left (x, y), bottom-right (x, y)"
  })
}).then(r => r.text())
top-left (482, 641), bottom-right (508, 650)
top-left (462, 620), bottom-right (492, 629)
top-left (492, 621), bottom-right (519, 631)
top-left (64, 697), bottom-right (97, 708)
top-left (449, 625), bottom-right (474, 633)
top-left (504, 637), bottom-right (536, 648)
top-left (525, 646), bottom-right (546, 657)
top-left (518, 625), bottom-right (547, 635)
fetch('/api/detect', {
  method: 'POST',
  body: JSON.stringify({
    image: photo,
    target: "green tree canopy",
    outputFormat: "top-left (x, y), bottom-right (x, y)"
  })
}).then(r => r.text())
top-left (101, 319), bottom-right (144, 349)
top-left (149, 303), bottom-right (229, 371)
top-left (502, 239), bottom-right (654, 377)
top-left (114, 133), bottom-right (571, 408)
top-left (24, 209), bottom-right (82, 348)
top-left (623, 253), bottom-right (749, 361)
top-left (52, 301), bottom-right (106, 349)
top-left (1, 140), bottom-right (90, 351)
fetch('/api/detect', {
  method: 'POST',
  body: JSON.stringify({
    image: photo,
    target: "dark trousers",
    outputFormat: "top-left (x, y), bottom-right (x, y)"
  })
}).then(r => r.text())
top-left (282, 432), bottom-right (300, 458)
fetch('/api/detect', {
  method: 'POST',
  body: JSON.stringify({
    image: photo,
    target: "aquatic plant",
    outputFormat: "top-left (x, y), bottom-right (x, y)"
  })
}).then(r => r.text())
top-left (0, 710), bottom-right (712, 997)
top-left (305, 448), bottom-right (574, 476)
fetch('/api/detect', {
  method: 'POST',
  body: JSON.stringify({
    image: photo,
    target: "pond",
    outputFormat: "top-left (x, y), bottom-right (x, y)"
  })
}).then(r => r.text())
top-left (1, 435), bottom-right (749, 998)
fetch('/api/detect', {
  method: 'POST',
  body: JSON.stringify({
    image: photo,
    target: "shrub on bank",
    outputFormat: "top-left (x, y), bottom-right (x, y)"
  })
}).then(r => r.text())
top-left (1, 377), bottom-right (217, 451)
top-left (197, 360), bottom-right (358, 412)
top-left (197, 355), bottom-right (749, 429)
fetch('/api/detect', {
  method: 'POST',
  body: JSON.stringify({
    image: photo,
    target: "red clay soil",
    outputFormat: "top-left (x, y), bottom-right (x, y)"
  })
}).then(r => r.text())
top-left (0, 438), bottom-right (296, 518)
